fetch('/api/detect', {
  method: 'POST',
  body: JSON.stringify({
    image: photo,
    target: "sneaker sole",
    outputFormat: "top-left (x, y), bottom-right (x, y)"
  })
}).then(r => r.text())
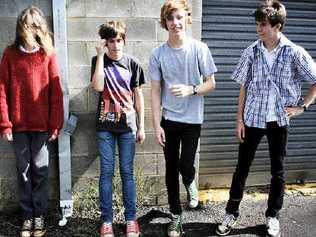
top-left (215, 221), bottom-right (237, 236)
top-left (266, 233), bottom-right (281, 237)
top-left (215, 228), bottom-right (232, 236)
top-left (20, 232), bottom-right (32, 237)
top-left (33, 230), bottom-right (47, 237)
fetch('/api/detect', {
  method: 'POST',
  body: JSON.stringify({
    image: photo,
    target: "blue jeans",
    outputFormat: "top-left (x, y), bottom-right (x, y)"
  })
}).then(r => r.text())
top-left (97, 131), bottom-right (136, 223)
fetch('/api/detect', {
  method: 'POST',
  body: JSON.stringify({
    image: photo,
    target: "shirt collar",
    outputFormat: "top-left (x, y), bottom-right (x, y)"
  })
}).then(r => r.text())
top-left (19, 45), bottom-right (40, 53)
top-left (256, 33), bottom-right (292, 52)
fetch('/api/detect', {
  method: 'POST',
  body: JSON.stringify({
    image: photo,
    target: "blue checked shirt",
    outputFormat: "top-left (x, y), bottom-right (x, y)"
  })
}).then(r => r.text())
top-left (232, 34), bottom-right (316, 128)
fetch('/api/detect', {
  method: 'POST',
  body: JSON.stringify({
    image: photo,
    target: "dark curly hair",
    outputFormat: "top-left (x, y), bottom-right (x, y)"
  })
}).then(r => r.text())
top-left (254, 0), bottom-right (287, 31)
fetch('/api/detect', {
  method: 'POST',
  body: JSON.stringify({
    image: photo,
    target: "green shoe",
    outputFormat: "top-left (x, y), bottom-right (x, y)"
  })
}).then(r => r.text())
top-left (167, 214), bottom-right (183, 237)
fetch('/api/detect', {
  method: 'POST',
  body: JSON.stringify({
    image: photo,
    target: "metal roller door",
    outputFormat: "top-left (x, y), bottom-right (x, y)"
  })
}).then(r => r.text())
top-left (200, 0), bottom-right (316, 188)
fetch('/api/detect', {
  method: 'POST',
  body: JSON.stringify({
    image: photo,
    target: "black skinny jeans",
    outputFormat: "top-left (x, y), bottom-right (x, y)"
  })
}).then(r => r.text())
top-left (226, 122), bottom-right (287, 218)
top-left (161, 118), bottom-right (201, 215)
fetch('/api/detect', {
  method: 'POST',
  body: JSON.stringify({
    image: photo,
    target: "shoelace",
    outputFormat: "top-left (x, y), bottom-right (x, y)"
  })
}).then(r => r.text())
top-left (127, 221), bottom-right (139, 233)
top-left (34, 217), bottom-right (44, 229)
top-left (22, 219), bottom-right (33, 230)
top-left (222, 214), bottom-right (235, 227)
top-left (188, 184), bottom-right (198, 200)
top-left (100, 223), bottom-right (113, 234)
top-left (169, 216), bottom-right (181, 230)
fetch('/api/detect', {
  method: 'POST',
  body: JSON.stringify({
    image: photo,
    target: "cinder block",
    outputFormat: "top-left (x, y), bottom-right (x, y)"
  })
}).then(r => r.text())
top-left (125, 18), bottom-right (156, 41)
top-left (0, 18), bottom-right (16, 42)
top-left (68, 65), bottom-right (91, 89)
top-left (67, 18), bottom-right (102, 41)
top-left (157, 154), bottom-right (166, 176)
top-left (68, 42), bottom-right (89, 66)
top-left (66, 0), bottom-right (86, 17)
top-left (71, 113), bottom-right (97, 157)
top-left (142, 87), bottom-right (151, 109)
top-left (85, 0), bottom-right (133, 17)
top-left (0, 140), bottom-right (14, 158)
top-left (144, 109), bottom-right (154, 132)
top-left (69, 88), bottom-right (89, 112)
top-left (88, 86), bottom-right (99, 113)
top-left (72, 155), bottom-right (99, 178)
top-left (0, 0), bottom-right (51, 17)
top-left (135, 154), bottom-right (157, 176)
top-left (135, 132), bottom-right (162, 154)
top-left (132, 0), bottom-right (164, 18)
top-left (131, 41), bottom-right (158, 70)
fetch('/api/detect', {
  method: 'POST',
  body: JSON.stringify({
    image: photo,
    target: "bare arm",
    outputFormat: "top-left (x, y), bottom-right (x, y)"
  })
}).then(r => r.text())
top-left (235, 86), bottom-right (246, 143)
top-left (169, 74), bottom-right (216, 97)
top-left (285, 84), bottom-right (316, 117)
top-left (151, 80), bottom-right (165, 147)
top-left (134, 86), bottom-right (145, 144)
top-left (91, 40), bottom-right (106, 92)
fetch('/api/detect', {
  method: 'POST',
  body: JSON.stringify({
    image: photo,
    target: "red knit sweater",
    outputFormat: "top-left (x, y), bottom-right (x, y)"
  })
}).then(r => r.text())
top-left (0, 46), bottom-right (64, 135)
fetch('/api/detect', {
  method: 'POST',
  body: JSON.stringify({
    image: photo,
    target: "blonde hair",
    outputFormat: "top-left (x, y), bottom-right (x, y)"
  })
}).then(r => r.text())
top-left (13, 6), bottom-right (54, 55)
top-left (160, 0), bottom-right (192, 30)
top-left (98, 20), bottom-right (127, 43)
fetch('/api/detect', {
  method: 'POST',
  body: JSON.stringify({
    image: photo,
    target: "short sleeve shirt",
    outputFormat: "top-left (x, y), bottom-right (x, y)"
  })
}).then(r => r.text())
top-left (149, 38), bottom-right (217, 124)
top-left (91, 54), bottom-right (145, 132)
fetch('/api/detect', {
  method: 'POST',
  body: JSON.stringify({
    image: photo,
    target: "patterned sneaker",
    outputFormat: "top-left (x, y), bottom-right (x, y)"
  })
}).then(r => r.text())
top-left (99, 222), bottom-right (114, 237)
top-left (20, 218), bottom-right (33, 237)
top-left (216, 213), bottom-right (237, 236)
top-left (167, 214), bottom-right (183, 237)
top-left (185, 180), bottom-right (199, 208)
top-left (266, 217), bottom-right (281, 237)
top-left (126, 220), bottom-right (140, 237)
top-left (33, 216), bottom-right (46, 237)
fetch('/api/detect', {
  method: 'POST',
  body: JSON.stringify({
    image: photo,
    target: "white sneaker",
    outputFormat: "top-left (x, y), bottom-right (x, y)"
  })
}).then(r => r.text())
top-left (216, 213), bottom-right (237, 236)
top-left (266, 217), bottom-right (281, 237)
top-left (185, 180), bottom-right (199, 208)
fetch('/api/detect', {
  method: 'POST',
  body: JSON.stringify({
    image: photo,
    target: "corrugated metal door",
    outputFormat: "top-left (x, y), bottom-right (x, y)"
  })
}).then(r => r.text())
top-left (200, 0), bottom-right (316, 188)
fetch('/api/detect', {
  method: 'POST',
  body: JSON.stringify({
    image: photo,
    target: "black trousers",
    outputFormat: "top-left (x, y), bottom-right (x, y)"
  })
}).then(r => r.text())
top-left (13, 132), bottom-right (49, 220)
top-left (161, 118), bottom-right (201, 215)
top-left (226, 122), bottom-right (287, 218)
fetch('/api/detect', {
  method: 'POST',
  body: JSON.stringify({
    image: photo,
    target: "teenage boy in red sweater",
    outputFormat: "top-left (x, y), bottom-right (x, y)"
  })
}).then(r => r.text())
top-left (0, 6), bottom-right (63, 237)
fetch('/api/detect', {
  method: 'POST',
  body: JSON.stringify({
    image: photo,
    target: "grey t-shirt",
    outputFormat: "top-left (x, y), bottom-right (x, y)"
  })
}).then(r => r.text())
top-left (149, 38), bottom-right (217, 124)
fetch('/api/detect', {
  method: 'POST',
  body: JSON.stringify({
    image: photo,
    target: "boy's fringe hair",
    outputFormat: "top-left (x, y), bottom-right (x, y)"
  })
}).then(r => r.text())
top-left (254, 0), bottom-right (287, 31)
top-left (12, 6), bottom-right (54, 55)
top-left (160, 0), bottom-right (192, 30)
top-left (98, 20), bottom-right (127, 43)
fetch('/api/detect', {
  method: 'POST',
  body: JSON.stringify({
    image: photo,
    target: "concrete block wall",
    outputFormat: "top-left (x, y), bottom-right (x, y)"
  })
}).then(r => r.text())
top-left (0, 0), bottom-right (202, 208)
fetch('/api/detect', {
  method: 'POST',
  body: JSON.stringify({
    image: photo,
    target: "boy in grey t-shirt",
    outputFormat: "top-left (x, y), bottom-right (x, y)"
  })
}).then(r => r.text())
top-left (149, 1), bottom-right (217, 236)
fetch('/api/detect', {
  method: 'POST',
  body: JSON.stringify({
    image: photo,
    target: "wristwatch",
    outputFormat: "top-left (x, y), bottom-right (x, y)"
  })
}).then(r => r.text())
top-left (192, 85), bottom-right (198, 95)
top-left (301, 104), bottom-right (307, 112)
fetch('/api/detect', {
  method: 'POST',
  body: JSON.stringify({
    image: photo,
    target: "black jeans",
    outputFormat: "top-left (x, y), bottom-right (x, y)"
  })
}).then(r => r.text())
top-left (226, 122), bottom-right (287, 218)
top-left (161, 118), bottom-right (201, 215)
top-left (13, 132), bottom-right (49, 220)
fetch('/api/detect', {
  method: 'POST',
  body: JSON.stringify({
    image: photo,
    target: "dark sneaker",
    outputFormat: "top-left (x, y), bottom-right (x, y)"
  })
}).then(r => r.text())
top-left (266, 217), bottom-right (281, 237)
top-left (20, 218), bottom-right (33, 237)
top-left (185, 180), bottom-right (199, 208)
top-left (126, 220), bottom-right (140, 237)
top-left (168, 214), bottom-right (183, 237)
top-left (216, 213), bottom-right (237, 236)
top-left (99, 222), bottom-right (114, 237)
top-left (33, 216), bottom-right (46, 237)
